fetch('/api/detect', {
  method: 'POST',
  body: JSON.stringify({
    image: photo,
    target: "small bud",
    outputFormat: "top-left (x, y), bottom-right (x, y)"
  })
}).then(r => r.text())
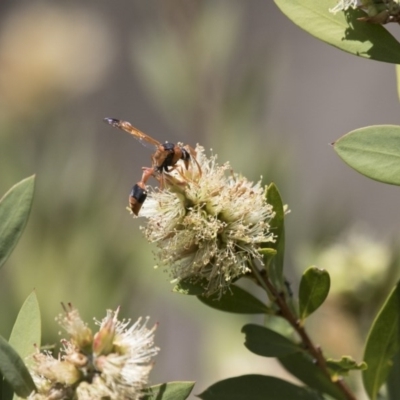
top-left (92, 309), bottom-right (117, 356)
top-left (57, 304), bottom-right (93, 349)
top-left (33, 356), bottom-right (81, 385)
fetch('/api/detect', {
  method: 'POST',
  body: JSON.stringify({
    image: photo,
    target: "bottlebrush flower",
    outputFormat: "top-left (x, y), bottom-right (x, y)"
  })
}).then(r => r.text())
top-left (28, 305), bottom-right (159, 400)
top-left (138, 145), bottom-right (275, 297)
top-left (329, 0), bottom-right (358, 14)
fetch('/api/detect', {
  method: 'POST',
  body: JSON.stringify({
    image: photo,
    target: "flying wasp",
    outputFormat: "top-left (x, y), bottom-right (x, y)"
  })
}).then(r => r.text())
top-left (104, 117), bottom-right (198, 215)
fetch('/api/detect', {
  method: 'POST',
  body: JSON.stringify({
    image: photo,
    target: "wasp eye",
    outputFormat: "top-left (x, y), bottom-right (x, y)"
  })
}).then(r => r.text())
top-left (162, 142), bottom-right (175, 152)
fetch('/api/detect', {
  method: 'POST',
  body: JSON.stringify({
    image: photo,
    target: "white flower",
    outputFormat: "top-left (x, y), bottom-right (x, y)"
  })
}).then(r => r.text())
top-left (329, 0), bottom-right (358, 14)
top-left (56, 304), bottom-right (93, 349)
top-left (93, 313), bottom-right (159, 398)
top-left (329, 0), bottom-right (400, 22)
top-left (28, 306), bottom-right (159, 400)
top-left (139, 145), bottom-right (275, 296)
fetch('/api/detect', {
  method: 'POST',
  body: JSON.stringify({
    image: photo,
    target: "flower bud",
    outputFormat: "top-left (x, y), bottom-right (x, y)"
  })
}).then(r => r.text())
top-left (92, 309), bottom-right (117, 356)
top-left (56, 304), bottom-right (93, 350)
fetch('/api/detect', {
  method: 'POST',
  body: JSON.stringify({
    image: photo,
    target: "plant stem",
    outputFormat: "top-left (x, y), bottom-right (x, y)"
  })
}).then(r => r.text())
top-left (250, 263), bottom-right (357, 400)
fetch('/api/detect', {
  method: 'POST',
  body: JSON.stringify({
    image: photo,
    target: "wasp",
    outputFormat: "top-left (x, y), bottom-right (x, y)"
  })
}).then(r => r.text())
top-left (104, 117), bottom-right (199, 215)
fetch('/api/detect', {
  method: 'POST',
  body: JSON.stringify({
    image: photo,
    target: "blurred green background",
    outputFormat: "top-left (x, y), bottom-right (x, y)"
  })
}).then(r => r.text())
top-left (1, 1), bottom-right (400, 397)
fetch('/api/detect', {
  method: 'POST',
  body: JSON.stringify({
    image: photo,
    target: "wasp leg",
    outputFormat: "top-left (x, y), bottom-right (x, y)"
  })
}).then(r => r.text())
top-left (140, 167), bottom-right (156, 185)
top-left (184, 145), bottom-right (202, 177)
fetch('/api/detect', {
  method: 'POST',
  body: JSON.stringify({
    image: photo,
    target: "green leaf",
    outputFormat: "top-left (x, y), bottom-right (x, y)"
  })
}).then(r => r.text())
top-left (198, 374), bottom-right (319, 400)
top-left (363, 281), bottom-right (400, 400)
top-left (387, 350), bottom-right (400, 400)
top-left (0, 176), bottom-right (35, 269)
top-left (141, 381), bottom-right (195, 400)
top-left (265, 183), bottom-right (285, 287)
top-left (197, 285), bottom-right (270, 314)
top-left (299, 267), bottom-right (330, 320)
top-left (279, 352), bottom-right (347, 400)
top-left (0, 335), bottom-right (36, 397)
top-left (242, 324), bottom-right (300, 358)
top-left (265, 184), bottom-right (298, 317)
top-left (9, 291), bottom-right (41, 367)
top-left (172, 279), bottom-right (207, 295)
top-left (274, 0), bottom-right (400, 64)
top-left (333, 125), bottom-right (400, 185)
top-left (1, 371), bottom-right (13, 400)
top-left (264, 314), bottom-right (295, 340)
top-left (326, 356), bottom-right (367, 378)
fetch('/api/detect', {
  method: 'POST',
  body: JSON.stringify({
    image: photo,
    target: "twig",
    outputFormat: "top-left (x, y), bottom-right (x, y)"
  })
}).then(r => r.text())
top-left (250, 263), bottom-right (357, 400)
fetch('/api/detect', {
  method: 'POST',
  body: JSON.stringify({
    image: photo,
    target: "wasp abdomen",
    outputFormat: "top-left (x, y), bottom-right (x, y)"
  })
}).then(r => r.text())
top-left (129, 183), bottom-right (148, 215)
top-left (130, 184), bottom-right (147, 203)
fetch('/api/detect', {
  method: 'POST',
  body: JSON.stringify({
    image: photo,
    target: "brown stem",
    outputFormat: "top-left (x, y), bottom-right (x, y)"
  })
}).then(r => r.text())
top-left (252, 265), bottom-right (357, 400)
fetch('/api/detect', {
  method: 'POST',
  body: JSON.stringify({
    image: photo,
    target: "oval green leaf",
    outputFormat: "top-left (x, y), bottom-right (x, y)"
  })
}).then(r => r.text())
top-left (265, 183), bottom-right (285, 286)
top-left (265, 183), bottom-right (285, 260)
top-left (279, 352), bottom-right (347, 400)
top-left (274, 0), bottom-right (400, 64)
top-left (198, 374), bottom-right (318, 400)
top-left (334, 125), bottom-right (400, 185)
top-left (242, 324), bottom-right (300, 358)
top-left (9, 291), bottom-right (41, 368)
top-left (0, 335), bottom-right (36, 397)
top-left (0, 176), bottom-right (35, 269)
top-left (299, 267), bottom-right (330, 320)
top-left (266, 184), bottom-right (299, 317)
top-left (387, 349), bottom-right (400, 400)
top-left (363, 281), bottom-right (400, 400)
top-left (141, 381), bottom-right (195, 400)
top-left (1, 371), bottom-right (14, 400)
top-left (197, 285), bottom-right (270, 314)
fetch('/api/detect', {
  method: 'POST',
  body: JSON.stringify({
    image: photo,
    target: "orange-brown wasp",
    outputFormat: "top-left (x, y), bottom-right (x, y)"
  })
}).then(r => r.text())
top-left (104, 117), bottom-right (198, 215)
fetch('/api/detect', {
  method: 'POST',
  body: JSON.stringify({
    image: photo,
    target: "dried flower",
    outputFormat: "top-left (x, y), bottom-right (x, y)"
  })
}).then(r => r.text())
top-left (28, 305), bottom-right (159, 400)
top-left (139, 145), bottom-right (275, 296)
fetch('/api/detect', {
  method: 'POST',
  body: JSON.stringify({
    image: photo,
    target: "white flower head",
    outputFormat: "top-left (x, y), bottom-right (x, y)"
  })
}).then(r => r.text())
top-left (329, 0), bottom-right (358, 14)
top-left (139, 145), bottom-right (275, 296)
top-left (329, 0), bottom-right (400, 23)
top-left (28, 306), bottom-right (159, 400)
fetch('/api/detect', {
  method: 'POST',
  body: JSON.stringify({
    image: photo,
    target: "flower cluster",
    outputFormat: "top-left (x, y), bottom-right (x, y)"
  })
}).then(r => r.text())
top-left (329, 0), bottom-right (400, 24)
top-left (138, 145), bottom-right (275, 297)
top-left (28, 305), bottom-right (159, 400)
top-left (329, 0), bottom-right (358, 13)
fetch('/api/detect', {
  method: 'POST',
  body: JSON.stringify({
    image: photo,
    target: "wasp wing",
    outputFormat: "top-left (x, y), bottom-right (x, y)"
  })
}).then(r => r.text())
top-left (104, 118), bottom-right (161, 150)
